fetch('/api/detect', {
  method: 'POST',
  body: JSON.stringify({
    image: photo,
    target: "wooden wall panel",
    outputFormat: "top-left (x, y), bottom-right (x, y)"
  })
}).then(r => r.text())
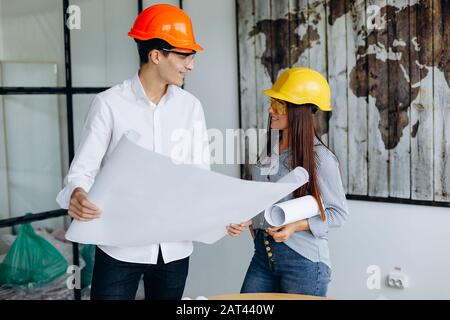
top-left (237, 0), bottom-right (450, 205)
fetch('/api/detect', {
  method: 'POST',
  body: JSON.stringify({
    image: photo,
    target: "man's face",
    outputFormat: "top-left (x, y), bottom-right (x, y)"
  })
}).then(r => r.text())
top-left (157, 48), bottom-right (196, 87)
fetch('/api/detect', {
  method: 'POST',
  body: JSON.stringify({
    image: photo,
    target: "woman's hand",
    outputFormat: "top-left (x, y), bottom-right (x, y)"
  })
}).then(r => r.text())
top-left (226, 220), bottom-right (252, 237)
top-left (266, 219), bottom-right (309, 242)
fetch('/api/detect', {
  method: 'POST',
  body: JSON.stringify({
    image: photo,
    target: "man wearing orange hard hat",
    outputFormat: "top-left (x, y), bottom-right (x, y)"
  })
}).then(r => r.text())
top-left (56, 4), bottom-right (210, 300)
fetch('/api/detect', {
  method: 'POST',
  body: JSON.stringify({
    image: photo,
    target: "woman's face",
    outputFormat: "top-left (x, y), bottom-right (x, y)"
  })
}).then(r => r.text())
top-left (269, 99), bottom-right (289, 130)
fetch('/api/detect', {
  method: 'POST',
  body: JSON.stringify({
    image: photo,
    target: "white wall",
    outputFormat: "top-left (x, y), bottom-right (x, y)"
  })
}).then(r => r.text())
top-left (183, 0), bottom-right (241, 178)
top-left (0, 6), bottom-right (10, 250)
top-left (0, 0), bottom-right (66, 85)
top-left (180, 0), bottom-right (253, 297)
top-left (0, 2), bottom-right (3, 59)
top-left (328, 200), bottom-right (450, 300)
top-left (186, 197), bottom-right (450, 299)
top-left (70, 0), bottom-right (138, 87)
top-left (143, 0), bottom-right (178, 7)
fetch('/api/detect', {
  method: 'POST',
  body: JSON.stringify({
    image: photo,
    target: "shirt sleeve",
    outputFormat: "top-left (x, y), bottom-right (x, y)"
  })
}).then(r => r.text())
top-left (191, 99), bottom-right (211, 171)
top-left (308, 149), bottom-right (349, 239)
top-left (56, 95), bottom-right (112, 209)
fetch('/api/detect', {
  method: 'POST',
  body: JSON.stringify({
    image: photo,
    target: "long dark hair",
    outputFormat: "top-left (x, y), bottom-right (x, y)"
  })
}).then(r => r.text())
top-left (265, 103), bottom-right (327, 221)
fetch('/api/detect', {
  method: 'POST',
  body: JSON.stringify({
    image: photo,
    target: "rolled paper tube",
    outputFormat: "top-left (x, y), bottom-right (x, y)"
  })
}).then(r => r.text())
top-left (277, 166), bottom-right (309, 184)
top-left (264, 195), bottom-right (320, 227)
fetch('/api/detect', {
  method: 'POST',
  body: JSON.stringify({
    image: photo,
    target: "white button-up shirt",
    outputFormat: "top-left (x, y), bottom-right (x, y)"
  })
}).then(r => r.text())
top-left (56, 72), bottom-right (210, 264)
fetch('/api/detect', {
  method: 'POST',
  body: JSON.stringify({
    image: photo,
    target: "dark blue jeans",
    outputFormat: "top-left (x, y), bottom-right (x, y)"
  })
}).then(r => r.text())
top-left (90, 246), bottom-right (189, 300)
top-left (241, 230), bottom-right (331, 297)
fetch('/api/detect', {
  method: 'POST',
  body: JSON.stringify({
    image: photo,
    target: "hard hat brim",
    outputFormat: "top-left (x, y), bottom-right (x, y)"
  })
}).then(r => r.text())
top-left (128, 30), bottom-right (204, 51)
top-left (263, 88), bottom-right (332, 111)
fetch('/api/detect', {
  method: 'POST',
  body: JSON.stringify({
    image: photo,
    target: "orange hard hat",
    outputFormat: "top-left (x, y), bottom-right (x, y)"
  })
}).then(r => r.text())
top-left (128, 4), bottom-right (203, 51)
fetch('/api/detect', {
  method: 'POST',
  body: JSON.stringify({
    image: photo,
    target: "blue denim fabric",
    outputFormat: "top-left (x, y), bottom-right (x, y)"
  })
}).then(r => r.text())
top-left (90, 246), bottom-right (189, 300)
top-left (241, 230), bottom-right (331, 297)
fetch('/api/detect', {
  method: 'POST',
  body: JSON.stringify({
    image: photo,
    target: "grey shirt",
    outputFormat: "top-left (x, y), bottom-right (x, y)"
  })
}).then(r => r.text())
top-left (251, 139), bottom-right (349, 268)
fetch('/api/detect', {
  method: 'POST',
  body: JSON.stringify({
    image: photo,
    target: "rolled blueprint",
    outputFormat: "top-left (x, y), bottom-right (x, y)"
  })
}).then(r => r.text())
top-left (264, 195), bottom-right (319, 227)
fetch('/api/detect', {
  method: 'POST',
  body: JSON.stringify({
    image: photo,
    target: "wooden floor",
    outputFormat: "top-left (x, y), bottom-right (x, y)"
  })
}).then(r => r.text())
top-left (208, 293), bottom-right (331, 300)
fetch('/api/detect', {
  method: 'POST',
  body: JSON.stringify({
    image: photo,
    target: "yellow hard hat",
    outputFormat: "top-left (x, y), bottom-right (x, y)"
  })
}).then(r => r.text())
top-left (263, 67), bottom-right (332, 111)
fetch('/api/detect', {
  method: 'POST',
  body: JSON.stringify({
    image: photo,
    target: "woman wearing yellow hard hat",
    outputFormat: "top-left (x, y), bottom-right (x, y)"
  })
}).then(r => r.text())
top-left (227, 67), bottom-right (349, 297)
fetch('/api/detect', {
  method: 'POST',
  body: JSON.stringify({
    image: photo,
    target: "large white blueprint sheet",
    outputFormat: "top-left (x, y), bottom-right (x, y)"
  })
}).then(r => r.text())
top-left (65, 136), bottom-right (309, 246)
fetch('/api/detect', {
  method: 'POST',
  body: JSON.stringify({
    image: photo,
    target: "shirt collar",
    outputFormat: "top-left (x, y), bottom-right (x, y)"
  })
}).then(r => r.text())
top-left (314, 136), bottom-right (321, 146)
top-left (131, 71), bottom-right (175, 104)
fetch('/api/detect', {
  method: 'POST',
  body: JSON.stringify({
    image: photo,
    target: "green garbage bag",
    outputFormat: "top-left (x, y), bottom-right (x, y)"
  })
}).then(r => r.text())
top-left (0, 220), bottom-right (68, 287)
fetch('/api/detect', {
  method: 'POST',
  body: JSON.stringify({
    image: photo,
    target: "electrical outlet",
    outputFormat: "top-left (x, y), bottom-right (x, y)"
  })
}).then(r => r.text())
top-left (386, 268), bottom-right (409, 289)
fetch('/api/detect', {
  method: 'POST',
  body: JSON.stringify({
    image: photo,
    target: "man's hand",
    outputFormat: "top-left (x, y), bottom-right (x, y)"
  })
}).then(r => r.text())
top-left (68, 187), bottom-right (102, 221)
top-left (226, 220), bottom-right (252, 237)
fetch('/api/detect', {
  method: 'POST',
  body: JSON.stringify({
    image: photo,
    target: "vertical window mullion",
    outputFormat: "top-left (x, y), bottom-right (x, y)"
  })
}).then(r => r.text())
top-left (63, 0), bottom-right (81, 301)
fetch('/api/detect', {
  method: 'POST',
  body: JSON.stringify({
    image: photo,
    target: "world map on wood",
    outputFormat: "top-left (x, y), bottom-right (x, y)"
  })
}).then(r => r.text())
top-left (237, 0), bottom-right (449, 203)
